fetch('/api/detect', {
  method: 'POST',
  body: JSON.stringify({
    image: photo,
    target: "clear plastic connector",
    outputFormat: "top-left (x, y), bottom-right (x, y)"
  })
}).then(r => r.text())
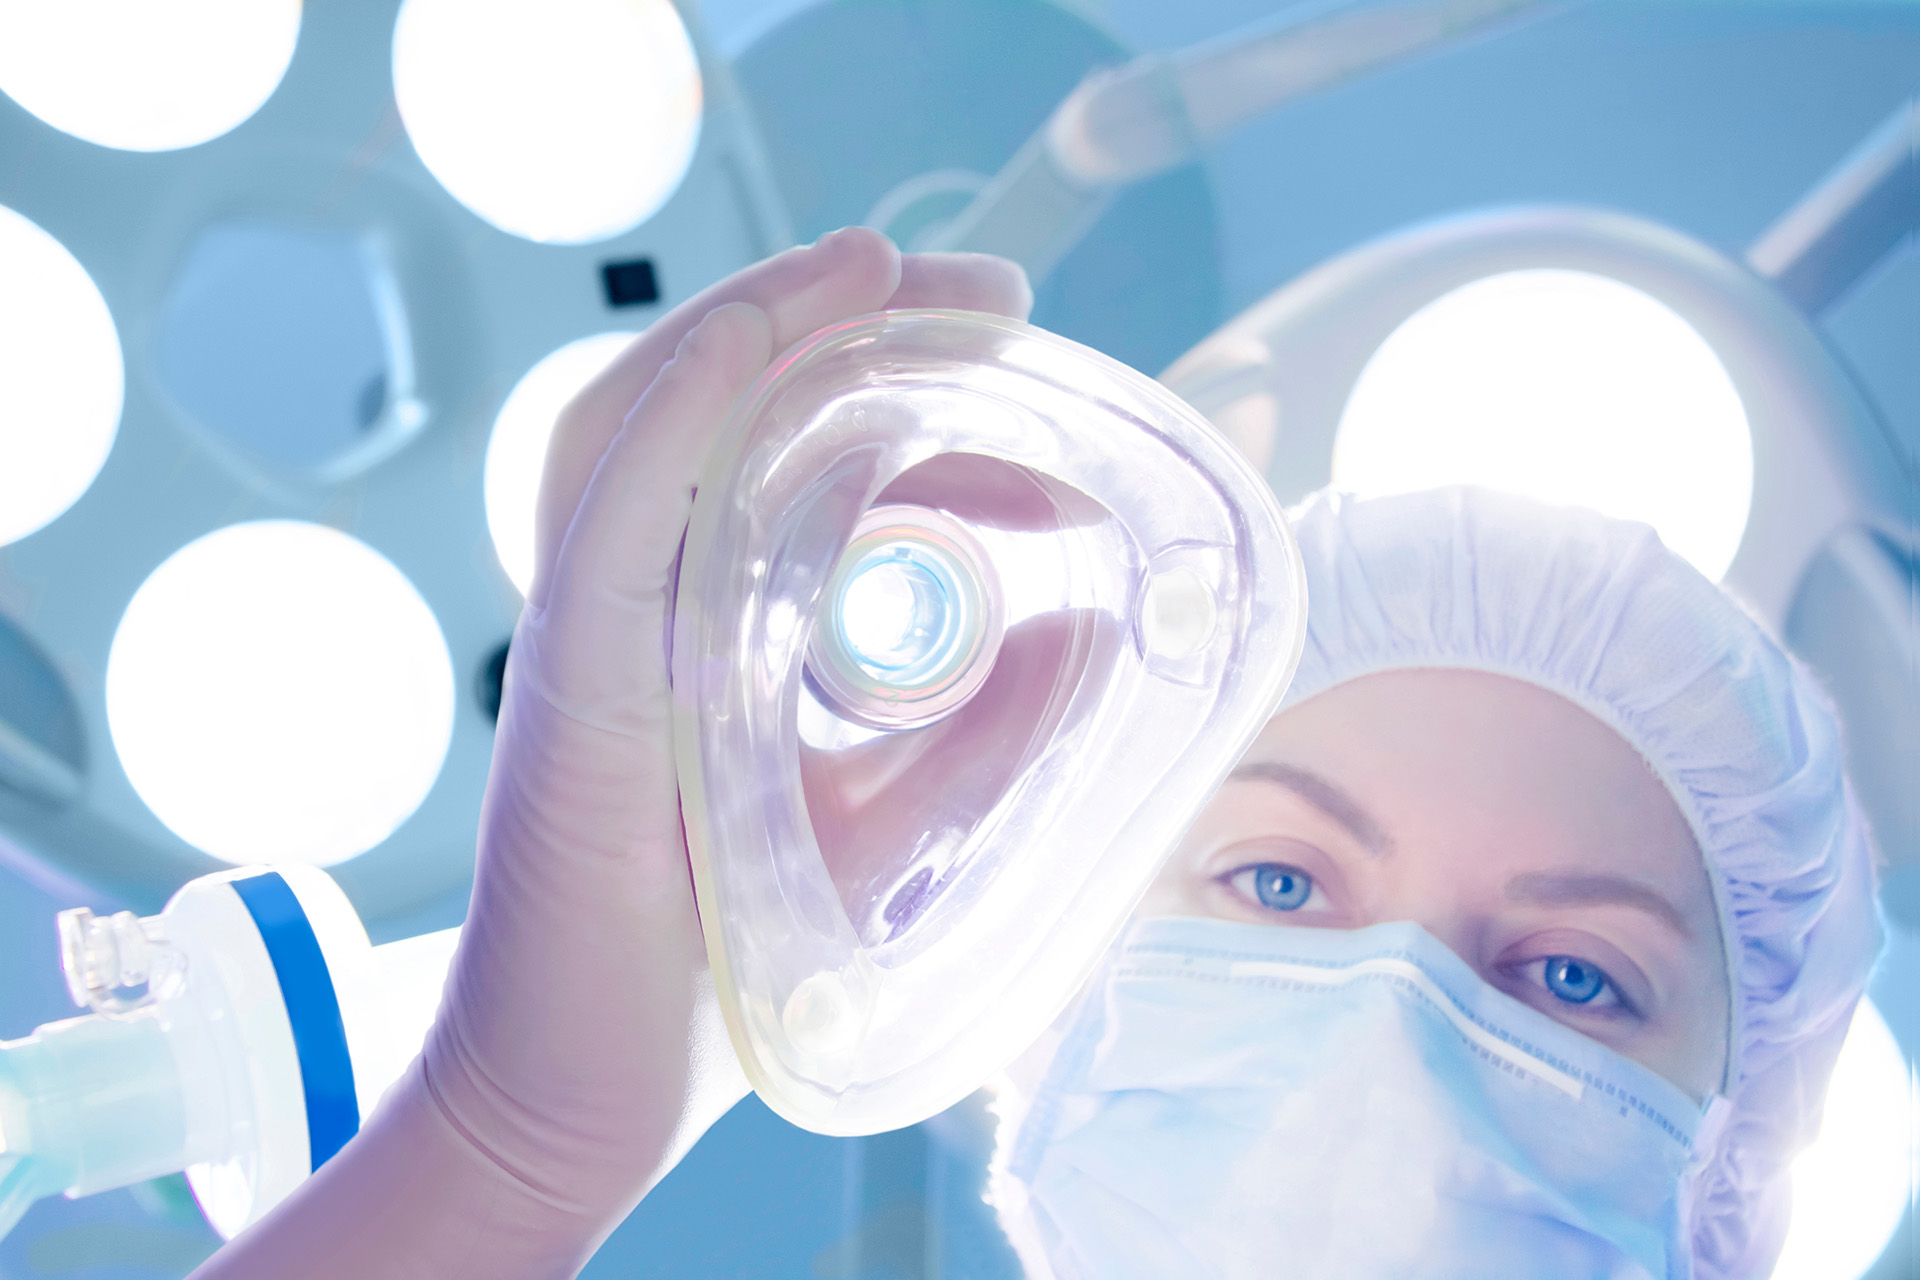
top-left (56, 908), bottom-right (185, 1017)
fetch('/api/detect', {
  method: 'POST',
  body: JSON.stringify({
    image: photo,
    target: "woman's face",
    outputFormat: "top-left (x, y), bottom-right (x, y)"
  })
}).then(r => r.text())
top-left (1138, 668), bottom-right (1730, 1101)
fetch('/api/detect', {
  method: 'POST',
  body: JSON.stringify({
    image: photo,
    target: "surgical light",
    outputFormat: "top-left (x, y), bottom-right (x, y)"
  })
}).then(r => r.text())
top-left (391, 0), bottom-right (702, 244)
top-left (0, 0), bottom-right (299, 152)
top-left (1769, 998), bottom-right (1913, 1280)
top-left (105, 521), bottom-right (455, 867)
top-left (0, 204), bottom-right (121, 547)
top-left (1334, 269), bottom-right (1754, 581)
top-left (484, 332), bottom-right (637, 596)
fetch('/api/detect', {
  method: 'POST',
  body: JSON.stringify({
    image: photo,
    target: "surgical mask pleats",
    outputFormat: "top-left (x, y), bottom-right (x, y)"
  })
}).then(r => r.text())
top-left (999, 918), bottom-right (1710, 1280)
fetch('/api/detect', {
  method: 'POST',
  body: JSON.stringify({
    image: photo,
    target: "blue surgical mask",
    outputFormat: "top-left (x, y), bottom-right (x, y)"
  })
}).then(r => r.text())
top-left (991, 918), bottom-right (1729, 1280)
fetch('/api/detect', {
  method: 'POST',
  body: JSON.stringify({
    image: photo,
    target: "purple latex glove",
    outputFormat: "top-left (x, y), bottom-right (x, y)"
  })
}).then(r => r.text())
top-left (191, 229), bottom-right (1031, 1280)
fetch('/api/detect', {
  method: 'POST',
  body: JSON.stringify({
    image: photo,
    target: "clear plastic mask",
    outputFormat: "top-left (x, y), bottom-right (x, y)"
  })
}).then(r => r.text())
top-left (672, 310), bottom-right (1305, 1134)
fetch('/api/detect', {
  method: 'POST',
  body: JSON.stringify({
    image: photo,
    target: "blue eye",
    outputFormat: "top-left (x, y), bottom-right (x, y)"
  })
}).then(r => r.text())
top-left (1251, 864), bottom-right (1312, 912)
top-left (1542, 956), bottom-right (1609, 1005)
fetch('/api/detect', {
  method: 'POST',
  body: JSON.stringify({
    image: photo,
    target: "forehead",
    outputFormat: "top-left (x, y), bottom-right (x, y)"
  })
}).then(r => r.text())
top-left (1243, 668), bottom-right (1704, 889)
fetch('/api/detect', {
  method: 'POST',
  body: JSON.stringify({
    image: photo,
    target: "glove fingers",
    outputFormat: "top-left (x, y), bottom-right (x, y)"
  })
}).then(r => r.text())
top-left (889, 251), bottom-right (1033, 319)
top-left (529, 302), bottom-right (775, 727)
top-left (533, 228), bottom-right (903, 603)
top-left (454, 309), bottom-right (774, 1165)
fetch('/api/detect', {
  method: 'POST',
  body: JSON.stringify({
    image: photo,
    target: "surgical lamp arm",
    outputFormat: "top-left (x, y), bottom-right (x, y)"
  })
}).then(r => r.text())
top-left (929, 0), bottom-right (1557, 280)
top-left (1748, 98), bottom-right (1920, 315)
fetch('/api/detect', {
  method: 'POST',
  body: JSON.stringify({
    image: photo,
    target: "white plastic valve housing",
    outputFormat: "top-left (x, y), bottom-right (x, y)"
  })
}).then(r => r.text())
top-left (0, 867), bottom-right (458, 1243)
top-left (672, 309), bottom-right (1306, 1135)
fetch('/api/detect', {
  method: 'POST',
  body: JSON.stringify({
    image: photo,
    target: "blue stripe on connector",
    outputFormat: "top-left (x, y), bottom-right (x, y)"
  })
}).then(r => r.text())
top-left (230, 871), bottom-right (360, 1170)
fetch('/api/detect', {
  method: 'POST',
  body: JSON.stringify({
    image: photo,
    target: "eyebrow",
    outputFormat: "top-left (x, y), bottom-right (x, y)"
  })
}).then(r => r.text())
top-left (1227, 762), bottom-right (1392, 856)
top-left (1505, 871), bottom-right (1692, 938)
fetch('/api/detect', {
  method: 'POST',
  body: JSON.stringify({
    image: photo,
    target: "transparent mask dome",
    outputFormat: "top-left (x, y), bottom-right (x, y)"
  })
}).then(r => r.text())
top-left (673, 310), bottom-right (1305, 1134)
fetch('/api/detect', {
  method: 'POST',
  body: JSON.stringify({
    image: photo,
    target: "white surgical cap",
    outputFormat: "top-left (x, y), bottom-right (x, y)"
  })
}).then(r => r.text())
top-left (1283, 485), bottom-right (1881, 1280)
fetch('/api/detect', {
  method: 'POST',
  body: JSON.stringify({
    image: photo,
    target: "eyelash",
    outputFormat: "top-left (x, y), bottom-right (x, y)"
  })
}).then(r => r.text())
top-left (1222, 862), bottom-right (1322, 915)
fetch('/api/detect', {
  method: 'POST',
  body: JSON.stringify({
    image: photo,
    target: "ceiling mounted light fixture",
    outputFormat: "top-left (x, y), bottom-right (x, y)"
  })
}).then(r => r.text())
top-left (484, 331), bottom-right (637, 596)
top-left (1768, 999), bottom-right (1913, 1280)
top-left (392, 0), bottom-right (703, 244)
top-left (1334, 268), bottom-right (1754, 580)
top-left (0, 204), bottom-right (122, 547)
top-left (0, 0), bottom-right (300, 152)
top-left (106, 521), bottom-right (456, 868)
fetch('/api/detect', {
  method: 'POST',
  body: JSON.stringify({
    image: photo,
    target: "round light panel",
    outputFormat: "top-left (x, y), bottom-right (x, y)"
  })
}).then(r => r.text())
top-left (0, 204), bottom-right (122, 546)
top-left (484, 331), bottom-right (636, 596)
top-left (107, 521), bottom-right (456, 867)
top-left (392, 0), bottom-right (702, 244)
top-left (1770, 999), bottom-right (1913, 1280)
top-left (0, 0), bottom-right (300, 151)
top-left (1336, 269), bottom-right (1754, 580)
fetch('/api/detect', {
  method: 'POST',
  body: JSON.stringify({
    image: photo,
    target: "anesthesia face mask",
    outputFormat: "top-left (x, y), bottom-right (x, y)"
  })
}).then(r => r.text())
top-left (672, 310), bottom-right (1305, 1135)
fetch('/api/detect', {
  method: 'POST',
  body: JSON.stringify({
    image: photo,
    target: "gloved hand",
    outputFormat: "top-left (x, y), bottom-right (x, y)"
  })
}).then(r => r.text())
top-left (191, 228), bottom-right (1032, 1280)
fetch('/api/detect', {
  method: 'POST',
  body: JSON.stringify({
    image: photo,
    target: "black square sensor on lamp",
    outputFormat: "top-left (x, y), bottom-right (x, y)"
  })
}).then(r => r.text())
top-left (601, 258), bottom-right (659, 308)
